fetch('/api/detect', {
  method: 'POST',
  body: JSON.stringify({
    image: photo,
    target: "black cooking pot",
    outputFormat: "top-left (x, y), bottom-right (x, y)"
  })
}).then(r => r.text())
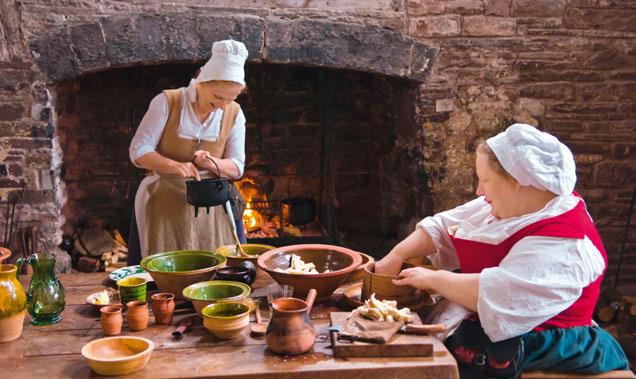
top-left (186, 178), bottom-right (232, 217)
top-left (282, 197), bottom-right (316, 226)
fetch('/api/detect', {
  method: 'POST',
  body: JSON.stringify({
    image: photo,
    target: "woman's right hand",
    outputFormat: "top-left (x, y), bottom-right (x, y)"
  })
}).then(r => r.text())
top-left (168, 161), bottom-right (201, 181)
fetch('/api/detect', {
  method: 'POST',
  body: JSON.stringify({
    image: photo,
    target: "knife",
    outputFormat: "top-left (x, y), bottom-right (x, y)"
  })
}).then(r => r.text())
top-left (400, 323), bottom-right (446, 335)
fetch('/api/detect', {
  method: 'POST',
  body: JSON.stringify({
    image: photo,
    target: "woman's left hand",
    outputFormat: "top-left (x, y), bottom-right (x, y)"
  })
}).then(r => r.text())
top-left (193, 150), bottom-right (215, 171)
top-left (392, 266), bottom-right (437, 291)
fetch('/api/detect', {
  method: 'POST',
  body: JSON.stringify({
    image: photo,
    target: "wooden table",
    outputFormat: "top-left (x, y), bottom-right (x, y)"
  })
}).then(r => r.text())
top-left (1, 272), bottom-right (459, 378)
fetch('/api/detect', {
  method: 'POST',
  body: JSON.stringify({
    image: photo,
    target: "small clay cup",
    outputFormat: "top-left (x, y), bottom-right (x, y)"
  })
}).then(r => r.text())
top-left (125, 301), bottom-right (149, 331)
top-left (100, 305), bottom-right (123, 336)
top-left (117, 277), bottom-right (147, 304)
top-left (151, 293), bottom-right (175, 325)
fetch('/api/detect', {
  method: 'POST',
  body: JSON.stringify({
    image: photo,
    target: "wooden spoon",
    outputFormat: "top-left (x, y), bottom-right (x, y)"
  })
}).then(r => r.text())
top-left (250, 304), bottom-right (267, 336)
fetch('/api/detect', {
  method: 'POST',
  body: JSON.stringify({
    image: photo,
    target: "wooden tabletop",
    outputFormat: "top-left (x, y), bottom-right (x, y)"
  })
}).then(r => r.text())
top-left (0, 272), bottom-right (459, 378)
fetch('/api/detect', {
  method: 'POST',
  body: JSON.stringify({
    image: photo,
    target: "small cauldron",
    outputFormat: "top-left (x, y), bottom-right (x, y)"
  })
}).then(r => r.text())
top-left (185, 156), bottom-right (232, 217)
top-left (282, 197), bottom-right (316, 226)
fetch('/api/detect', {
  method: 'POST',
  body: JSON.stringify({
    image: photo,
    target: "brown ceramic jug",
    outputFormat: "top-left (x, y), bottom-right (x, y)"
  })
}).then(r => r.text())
top-left (266, 288), bottom-right (317, 355)
top-left (125, 301), bottom-right (149, 331)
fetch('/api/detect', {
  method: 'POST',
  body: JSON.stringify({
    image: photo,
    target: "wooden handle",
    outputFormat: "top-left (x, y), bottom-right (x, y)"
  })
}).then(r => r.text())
top-left (403, 323), bottom-right (447, 335)
top-left (255, 305), bottom-right (262, 324)
top-left (305, 289), bottom-right (317, 314)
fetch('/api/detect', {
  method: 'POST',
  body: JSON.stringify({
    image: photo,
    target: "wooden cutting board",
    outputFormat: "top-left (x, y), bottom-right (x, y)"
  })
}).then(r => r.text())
top-left (329, 312), bottom-right (433, 358)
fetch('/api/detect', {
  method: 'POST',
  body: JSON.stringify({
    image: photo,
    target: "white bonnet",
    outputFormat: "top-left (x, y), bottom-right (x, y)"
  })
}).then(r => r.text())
top-left (486, 123), bottom-right (577, 196)
top-left (197, 40), bottom-right (248, 86)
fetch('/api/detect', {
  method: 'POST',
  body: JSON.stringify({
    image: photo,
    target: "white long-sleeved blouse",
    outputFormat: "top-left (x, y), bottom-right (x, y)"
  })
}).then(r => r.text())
top-left (418, 195), bottom-right (605, 342)
top-left (129, 79), bottom-right (245, 179)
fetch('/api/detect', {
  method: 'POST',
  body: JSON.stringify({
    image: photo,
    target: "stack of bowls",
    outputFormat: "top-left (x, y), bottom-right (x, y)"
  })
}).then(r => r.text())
top-left (140, 250), bottom-right (226, 299)
top-left (216, 243), bottom-right (275, 283)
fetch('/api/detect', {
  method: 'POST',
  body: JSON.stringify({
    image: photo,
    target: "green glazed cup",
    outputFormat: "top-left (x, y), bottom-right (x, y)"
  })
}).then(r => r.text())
top-left (117, 277), bottom-right (147, 304)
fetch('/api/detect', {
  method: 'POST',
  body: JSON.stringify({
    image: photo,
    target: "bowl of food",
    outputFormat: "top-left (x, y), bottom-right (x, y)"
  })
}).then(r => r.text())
top-left (85, 288), bottom-right (121, 309)
top-left (256, 244), bottom-right (362, 302)
top-left (182, 280), bottom-right (252, 315)
top-left (201, 301), bottom-right (253, 339)
top-left (81, 336), bottom-right (153, 376)
top-left (140, 250), bottom-right (226, 300)
top-left (348, 252), bottom-right (375, 282)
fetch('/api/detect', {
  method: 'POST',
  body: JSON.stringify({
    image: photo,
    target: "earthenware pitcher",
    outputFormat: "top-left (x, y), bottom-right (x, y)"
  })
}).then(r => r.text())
top-left (266, 288), bottom-right (317, 355)
top-left (17, 253), bottom-right (65, 325)
top-left (0, 263), bottom-right (27, 342)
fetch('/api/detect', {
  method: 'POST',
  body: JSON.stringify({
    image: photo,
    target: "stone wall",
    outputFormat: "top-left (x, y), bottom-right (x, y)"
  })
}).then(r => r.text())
top-left (0, 0), bottom-right (634, 290)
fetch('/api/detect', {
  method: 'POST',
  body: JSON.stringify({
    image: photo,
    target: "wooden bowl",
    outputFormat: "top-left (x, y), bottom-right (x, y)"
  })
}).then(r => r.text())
top-left (362, 263), bottom-right (423, 308)
top-left (256, 244), bottom-right (362, 302)
top-left (140, 250), bottom-right (226, 300)
top-left (81, 336), bottom-right (153, 376)
top-left (348, 252), bottom-right (375, 282)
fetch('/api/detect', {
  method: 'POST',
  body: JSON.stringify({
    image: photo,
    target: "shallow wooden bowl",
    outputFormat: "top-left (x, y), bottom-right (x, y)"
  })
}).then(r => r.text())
top-left (81, 336), bottom-right (154, 376)
top-left (348, 252), bottom-right (375, 282)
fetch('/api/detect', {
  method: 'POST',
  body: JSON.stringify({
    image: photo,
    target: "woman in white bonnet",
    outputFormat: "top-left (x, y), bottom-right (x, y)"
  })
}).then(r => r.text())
top-left (128, 40), bottom-right (249, 260)
top-left (376, 124), bottom-right (628, 378)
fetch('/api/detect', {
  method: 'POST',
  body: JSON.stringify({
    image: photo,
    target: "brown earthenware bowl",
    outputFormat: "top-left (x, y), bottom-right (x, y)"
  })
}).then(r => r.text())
top-left (256, 244), bottom-right (362, 302)
top-left (362, 262), bottom-right (426, 308)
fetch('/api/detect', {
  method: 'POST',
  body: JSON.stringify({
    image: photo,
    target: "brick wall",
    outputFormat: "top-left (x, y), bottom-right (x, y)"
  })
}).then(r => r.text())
top-left (0, 0), bottom-right (634, 291)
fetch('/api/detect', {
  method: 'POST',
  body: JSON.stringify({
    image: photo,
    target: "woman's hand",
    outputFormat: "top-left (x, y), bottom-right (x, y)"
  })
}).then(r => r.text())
top-left (375, 254), bottom-right (404, 276)
top-left (392, 267), bottom-right (437, 291)
top-left (193, 150), bottom-right (221, 175)
top-left (168, 161), bottom-right (201, 180)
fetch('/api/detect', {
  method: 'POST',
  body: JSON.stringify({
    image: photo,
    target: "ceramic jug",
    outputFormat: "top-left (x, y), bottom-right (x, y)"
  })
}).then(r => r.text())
top-left (18, 253), bottom-right (65, 325)
top-left (0, 263), bottom-right (27, 342)
top-left (266, 288), bottom-right (317, 355)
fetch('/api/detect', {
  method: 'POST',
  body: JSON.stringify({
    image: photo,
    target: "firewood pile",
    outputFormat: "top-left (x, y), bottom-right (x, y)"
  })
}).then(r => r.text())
top-left (71, 227), bottom-right (128, 273)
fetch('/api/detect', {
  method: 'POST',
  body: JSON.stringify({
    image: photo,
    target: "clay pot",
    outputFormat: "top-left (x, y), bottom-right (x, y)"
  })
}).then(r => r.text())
top-left (151, 293), bottom-right (175, 325)
top-left (0, 264), bottom-right (26, 342)
top-left (266, 288), bottom-right (317, 355)
top-left (125, 301), bottom-right (149, 331)
top-left (100, 305), bottom-right (123, 336)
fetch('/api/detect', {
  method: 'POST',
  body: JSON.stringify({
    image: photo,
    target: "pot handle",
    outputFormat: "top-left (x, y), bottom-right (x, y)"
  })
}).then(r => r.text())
top-left (305, 288), bottom-right (317, 314)
top-left (205, 156), bottom-right (223, 178)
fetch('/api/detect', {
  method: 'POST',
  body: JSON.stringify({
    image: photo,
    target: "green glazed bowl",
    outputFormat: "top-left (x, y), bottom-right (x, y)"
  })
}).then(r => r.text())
top-left (140, 251), bottom-right (226, 300)
top-left (116, 277), bottom-right (147, 304)
top-left (182, 280), bottom-right (251, 315)
top-left (201, 301), bottom-right (251, 339)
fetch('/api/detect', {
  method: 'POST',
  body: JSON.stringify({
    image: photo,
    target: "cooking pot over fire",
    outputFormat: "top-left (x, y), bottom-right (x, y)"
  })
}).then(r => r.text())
top-left (186, 157), bottom-right (232, 217)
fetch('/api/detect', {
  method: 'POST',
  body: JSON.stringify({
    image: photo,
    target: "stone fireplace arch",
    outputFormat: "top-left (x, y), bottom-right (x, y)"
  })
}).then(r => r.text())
top-left (28, 13), bottom-right (436, 84)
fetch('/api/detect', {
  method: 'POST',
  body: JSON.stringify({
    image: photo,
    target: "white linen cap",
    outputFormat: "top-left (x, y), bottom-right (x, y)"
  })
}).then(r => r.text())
top-left (197, 40), bottom-right (248, 86)
top-left (486, 123), bottom-right (576, 195)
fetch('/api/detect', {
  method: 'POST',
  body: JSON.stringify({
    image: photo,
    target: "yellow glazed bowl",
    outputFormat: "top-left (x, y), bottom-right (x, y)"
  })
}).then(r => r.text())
top-left (201, 301), bottom-right (252, 339)
top-left (81, 336), bottom-right (154, 376)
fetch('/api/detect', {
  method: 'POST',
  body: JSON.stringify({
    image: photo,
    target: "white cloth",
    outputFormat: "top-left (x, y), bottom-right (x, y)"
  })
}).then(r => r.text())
top-left (129, 80), bottom-right (246, 178)
top-left (197, 40), bottom-right (248, 85)
top-left (417, 195), bottom-right (605, 342)
top-left (487, 123), bottom-right (576, 196)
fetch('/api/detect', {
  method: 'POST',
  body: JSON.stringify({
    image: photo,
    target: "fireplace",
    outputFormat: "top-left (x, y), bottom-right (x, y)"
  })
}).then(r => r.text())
top-left (54, 62), bottom-right (423, 256)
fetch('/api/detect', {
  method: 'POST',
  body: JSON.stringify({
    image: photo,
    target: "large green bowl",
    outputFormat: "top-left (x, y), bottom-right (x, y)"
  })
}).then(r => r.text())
top-left (140, 251), bottom-right (226, 300)
top-left (182, 281), bottom-right (251, 315)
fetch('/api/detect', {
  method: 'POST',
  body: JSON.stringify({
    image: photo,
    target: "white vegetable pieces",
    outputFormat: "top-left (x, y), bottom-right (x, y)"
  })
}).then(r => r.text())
top-left (354, 293), bottom-right (413, 323)
top-left (275, 254), bottom-right (328, 275)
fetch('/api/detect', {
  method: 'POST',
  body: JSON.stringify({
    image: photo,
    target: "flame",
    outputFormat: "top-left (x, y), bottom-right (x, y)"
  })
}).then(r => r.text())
top-left (242, 208), bottom-right (263, 232)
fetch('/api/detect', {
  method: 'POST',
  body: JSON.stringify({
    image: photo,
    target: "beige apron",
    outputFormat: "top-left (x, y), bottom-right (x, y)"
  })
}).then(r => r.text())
top-left (138, 88), bottom-right (240, 256)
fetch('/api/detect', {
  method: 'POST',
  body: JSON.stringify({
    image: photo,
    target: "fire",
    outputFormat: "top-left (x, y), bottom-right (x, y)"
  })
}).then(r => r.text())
top-left (242, 207), bottom-right (263, 232)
